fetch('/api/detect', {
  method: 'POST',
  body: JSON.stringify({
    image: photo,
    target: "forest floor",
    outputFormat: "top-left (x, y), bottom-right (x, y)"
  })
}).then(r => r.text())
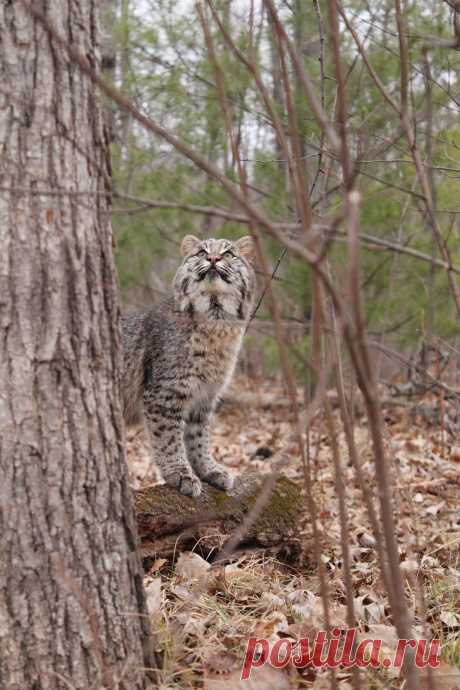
top-left (126, 378), bottom-right (460, 690)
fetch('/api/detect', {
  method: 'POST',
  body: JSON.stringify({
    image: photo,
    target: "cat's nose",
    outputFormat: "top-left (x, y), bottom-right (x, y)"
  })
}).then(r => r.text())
top-left (208, 255), bottom-right (221, 265)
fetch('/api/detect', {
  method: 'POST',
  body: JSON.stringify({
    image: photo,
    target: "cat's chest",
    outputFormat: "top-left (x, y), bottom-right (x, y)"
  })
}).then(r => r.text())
top-left (188, 323), bottom-right (243, 388)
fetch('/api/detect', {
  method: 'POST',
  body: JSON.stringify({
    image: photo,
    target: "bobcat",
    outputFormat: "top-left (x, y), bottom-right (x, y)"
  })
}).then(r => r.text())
top-left (121, 235), bottom-right (256, 497)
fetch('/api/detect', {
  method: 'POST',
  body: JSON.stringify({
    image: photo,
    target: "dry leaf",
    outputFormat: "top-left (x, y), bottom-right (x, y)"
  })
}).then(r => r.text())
top-left (353, 593), bottom-right (386, 624)
top-left (202, 649), bottom-right (238, 675)
top-left (175, 552), bottom-right (211, 588)
top-left (254, 610), bottom-right (289, 638)
top-left (450, 446), bottom-right (460, 462)
top-left (440, 611), bottom-right (460, 628)
top-left (357, 531), bottom-right (377, 548)
top-left (148, 558), bottom-right (167, 574)
top-left (260, 591), bottom-right (285, 610)
top-left (287, 589), bottom-right (317, 619)
top-left (205, 665), bottom-right (290, 690)
top-left (144, 576), bottom-right (162, 626)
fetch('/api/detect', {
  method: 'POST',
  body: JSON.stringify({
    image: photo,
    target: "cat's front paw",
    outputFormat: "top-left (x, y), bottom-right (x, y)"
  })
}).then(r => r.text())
top-left (165, 470), bottom-right (202, 497)
top-left (202, 467), bottom-right (234, 492)
top-left (180, 473), bottom-right (202, 497)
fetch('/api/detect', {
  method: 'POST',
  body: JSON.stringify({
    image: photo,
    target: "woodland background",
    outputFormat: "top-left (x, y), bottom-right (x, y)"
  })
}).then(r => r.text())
top-left (1, 1), bottom-right (459, 689)
top-left (107, 0), bottom-right (460, 380)
top-left (103, 2), bottom-right (460, 688)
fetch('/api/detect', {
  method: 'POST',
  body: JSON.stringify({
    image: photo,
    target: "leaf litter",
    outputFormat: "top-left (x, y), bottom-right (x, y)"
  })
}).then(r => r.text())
top-left (126, 378), bottom-right (460, 689)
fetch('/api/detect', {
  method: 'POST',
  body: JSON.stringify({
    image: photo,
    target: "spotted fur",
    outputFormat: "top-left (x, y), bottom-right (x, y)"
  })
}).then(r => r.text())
top-left (121, 235), bottom-right (256, 497)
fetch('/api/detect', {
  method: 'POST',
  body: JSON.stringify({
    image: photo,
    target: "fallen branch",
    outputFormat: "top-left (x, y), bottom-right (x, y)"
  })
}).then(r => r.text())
top-left (134, 473), bottom-right (303, 563)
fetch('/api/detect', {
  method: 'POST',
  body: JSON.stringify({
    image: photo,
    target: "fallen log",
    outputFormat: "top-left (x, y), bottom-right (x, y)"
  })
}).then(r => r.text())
top-left (134, 473), bottom-right (303, 565)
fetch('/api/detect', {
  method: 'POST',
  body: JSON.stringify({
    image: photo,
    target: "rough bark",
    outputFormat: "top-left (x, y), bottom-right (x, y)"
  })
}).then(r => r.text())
top-left (135, 474), bottom-right (303, 563)
top-left (0, 3), bottom-right (154, 689)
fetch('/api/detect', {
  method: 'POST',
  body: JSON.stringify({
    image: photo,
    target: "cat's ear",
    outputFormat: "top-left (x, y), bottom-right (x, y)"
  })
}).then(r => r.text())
top-left (235, 236), bottom-right (256, 263)
top-left (181, 235), bottom-right (201, 257)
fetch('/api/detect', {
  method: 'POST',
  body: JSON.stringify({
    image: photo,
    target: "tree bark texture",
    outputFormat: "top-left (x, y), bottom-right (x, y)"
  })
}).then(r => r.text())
top-left (135, 474), bottom-right (304, 563)
top-left (0, 3), bottom-right (154, 689)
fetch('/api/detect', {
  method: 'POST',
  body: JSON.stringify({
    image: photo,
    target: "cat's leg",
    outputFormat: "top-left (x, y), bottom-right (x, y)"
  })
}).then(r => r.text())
top-left (143, 398), bottom-right (202, 497)
top-left (184, 402), bottom-right (234, 492)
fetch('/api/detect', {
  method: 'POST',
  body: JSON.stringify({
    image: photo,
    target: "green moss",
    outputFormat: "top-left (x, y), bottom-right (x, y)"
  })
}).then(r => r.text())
top-left (135, 474), bottom-right (303, 548)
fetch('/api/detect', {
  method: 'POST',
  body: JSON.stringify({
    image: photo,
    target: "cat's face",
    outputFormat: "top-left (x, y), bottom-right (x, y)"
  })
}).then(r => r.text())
top-left (173, 235), bottom-right (256, 320)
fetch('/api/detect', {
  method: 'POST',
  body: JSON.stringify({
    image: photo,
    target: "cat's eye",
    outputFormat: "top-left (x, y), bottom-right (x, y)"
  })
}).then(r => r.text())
top-left (223, 250), bottom-right (234, 258)
top-left (197, 249), bottom-right (207, 257)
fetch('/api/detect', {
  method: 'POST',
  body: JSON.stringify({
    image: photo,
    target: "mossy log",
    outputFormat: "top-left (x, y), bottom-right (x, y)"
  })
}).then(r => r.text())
top-left (134, 473), bottom-right (303, 563)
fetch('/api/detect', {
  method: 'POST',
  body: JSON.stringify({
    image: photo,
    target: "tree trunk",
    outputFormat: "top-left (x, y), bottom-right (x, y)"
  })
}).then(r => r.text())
top-left (0, 3), bottom-right (154, 689)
